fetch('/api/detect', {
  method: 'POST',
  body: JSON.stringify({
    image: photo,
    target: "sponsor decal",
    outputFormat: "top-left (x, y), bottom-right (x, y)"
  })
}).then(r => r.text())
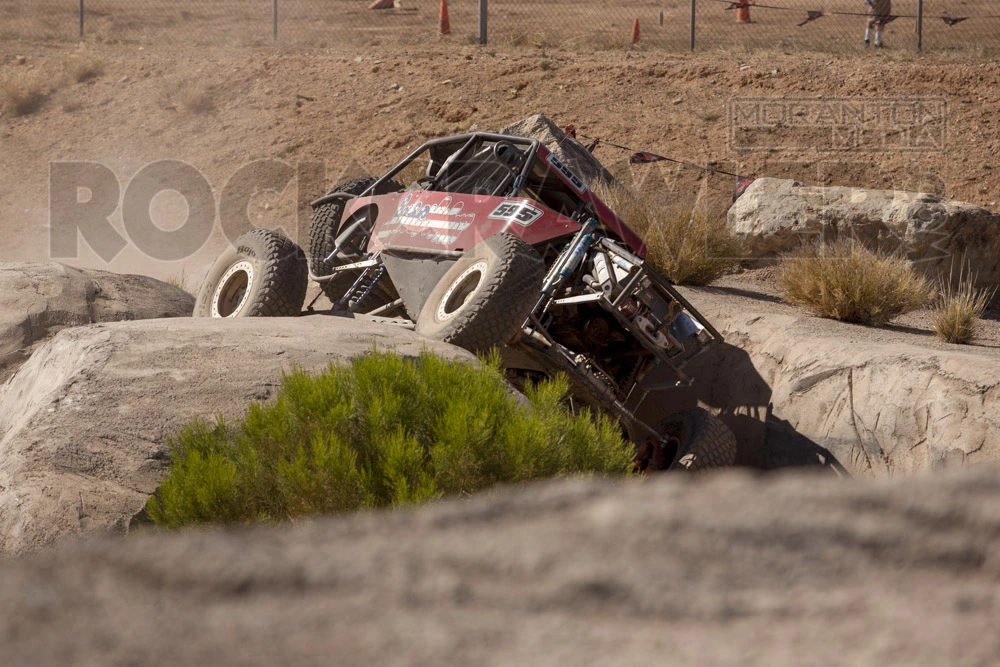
top-left (488, 201), bottom-right (544, 226)
top-left (426, 233), bottom-right (458, 245)
top-left (545, 153), bottom-right (587, 193)
top-left (378, 194), bottom-right (474, 245)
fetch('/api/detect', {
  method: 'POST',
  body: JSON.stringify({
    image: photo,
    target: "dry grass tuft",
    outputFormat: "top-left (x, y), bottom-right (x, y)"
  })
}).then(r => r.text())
top-left (587, 28), bottom-right (640, 52)
top-left (178, 84), bottom-right (215, 113)
top-left (500, 28), bottom-right (557, 49)
top-left (165, 268), bottom-right (191, 295)
top-left (777, 239), bottom-right (933, 326)
top-left (1, 70), bottom-right (49, 116)
top-left (596, 183), bottom-right (741, 285)
top-left (933, 270), bottom-right (996, 344)
top-left (168, 80), bottom-right (215, 113)
top-left (65, 54), bottom-right (105, 83)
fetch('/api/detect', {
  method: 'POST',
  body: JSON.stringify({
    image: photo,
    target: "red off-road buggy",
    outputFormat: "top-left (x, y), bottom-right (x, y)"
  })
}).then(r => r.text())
top-left (195, 132), bottom-right (736, 471)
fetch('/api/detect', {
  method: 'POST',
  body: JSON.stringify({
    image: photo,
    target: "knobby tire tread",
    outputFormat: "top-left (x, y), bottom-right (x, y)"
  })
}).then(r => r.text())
top-left (438, 234), bottom-right (545, 354)
top-left (239, 228), bottom-right (308, 317)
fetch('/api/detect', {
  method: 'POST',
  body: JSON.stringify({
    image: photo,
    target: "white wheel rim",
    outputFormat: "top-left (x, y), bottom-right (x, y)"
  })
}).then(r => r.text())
top-left (212, 260), bottom-right (255, 318)
top-left (437, 260), bottom-right (488, 322)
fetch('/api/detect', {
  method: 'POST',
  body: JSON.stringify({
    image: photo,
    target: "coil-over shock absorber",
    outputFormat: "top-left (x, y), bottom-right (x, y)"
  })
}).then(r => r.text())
top-left (338, 263), bottom-right (401, 315)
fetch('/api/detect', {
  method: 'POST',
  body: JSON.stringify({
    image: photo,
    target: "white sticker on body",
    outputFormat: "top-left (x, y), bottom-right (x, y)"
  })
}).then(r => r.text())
top-left (487, 201), bottom-right (544, 226)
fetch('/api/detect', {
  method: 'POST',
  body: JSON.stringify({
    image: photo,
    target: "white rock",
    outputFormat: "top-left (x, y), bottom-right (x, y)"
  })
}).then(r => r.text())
top-left (666, 290), bottom-right (1000, 478)
top-left (728, 178), bottom-right (1000, 284)
top-left (0, 262), bottom-right (193, 381)
top-left (500, 114), bottom-right (613, 188)
top-left (0, 315), bottom-right (473, 556)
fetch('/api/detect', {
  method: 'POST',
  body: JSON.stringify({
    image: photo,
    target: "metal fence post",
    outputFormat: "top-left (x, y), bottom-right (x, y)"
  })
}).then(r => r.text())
top-left (916, 0), bottom-right (923, 53)
top-left (689, 0), bottom-right (695, 52)
top-left (273, 0), bottom-right (278, 42)
top-left (478, 0), bottom-right (488, 45)
top-left (79, 0), bottom-right (84, 38)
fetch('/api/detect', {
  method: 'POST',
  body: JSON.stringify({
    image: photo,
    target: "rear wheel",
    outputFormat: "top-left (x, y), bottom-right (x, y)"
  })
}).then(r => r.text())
top-left (194, 229), bottom-right (307, 318)
top-left (309, 177), bottom-right (402, 310)
top-left (415, 233), bottom-right (545, 354)
top-left (637, 407), bottom-right (737, 472)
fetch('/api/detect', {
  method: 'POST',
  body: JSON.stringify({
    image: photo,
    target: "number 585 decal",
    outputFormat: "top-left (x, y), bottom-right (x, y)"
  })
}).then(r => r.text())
top-left (488, 201), bottom-right (544, 226)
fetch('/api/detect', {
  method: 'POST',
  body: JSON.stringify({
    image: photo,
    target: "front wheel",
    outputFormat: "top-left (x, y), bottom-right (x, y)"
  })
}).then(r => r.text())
top-left (415, 233), bottom-right (545, 354)
top-left (194, 228), bottom-right (308, 318)
top-left (637, 407), bottom-right (737, 472)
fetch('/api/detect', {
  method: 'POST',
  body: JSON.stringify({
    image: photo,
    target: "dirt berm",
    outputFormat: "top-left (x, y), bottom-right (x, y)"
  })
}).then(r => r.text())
top-left (2, 466), bottom-right (1000, 666)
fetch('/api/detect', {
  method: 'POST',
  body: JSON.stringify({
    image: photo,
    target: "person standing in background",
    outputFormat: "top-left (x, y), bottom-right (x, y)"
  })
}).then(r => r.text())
top-left (865, 0), bottom-right (891, 47)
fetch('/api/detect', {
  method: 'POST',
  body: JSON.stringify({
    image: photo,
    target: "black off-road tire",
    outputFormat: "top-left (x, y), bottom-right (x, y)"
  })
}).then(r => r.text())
top-left (658, 407), bottom-right (737, 472)
top-left (194, 228), bottom-right (307, 318)
top-left (415, 232), bottom-right (545, 354)
top-left (309, 177), bottom-right (402, 304)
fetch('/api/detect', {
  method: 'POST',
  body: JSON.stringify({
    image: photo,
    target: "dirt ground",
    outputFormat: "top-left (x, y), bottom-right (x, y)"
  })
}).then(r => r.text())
top-left (1, 38), bottom-right (999, 336)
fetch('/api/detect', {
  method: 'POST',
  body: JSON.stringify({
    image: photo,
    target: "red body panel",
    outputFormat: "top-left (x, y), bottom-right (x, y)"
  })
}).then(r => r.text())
top-left (532, 144), bottom-right (647, 258)
top-left (352, 192), bottom-right (580, 253)
top-left (343, 142), bottom-right (648, 257)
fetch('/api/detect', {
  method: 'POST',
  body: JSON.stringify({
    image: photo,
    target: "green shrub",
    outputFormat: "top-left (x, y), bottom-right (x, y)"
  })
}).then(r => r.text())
top-left (596, 183), bottom-right (741, 285)
top-left (147, 350), bottom-right (633, 527)
top-left (777, 239), bottom-right (933, 325)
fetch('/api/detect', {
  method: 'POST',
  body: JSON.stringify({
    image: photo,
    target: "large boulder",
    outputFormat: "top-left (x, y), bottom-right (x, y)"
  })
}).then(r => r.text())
top-left (727, 178), bottom-right (1000, 284)
top-left (667, 287), bottom-right (1000, 478)
top-left (0, 315), bottom-right (474, 556)
top-left (0, 262), bottom-right (194, 381)
top-left (500, 114), bottom-right (614, 187)
top-left (6, 267), bottom-right (1000, 552)
top-left (2, 466), bottom-right (999, 666)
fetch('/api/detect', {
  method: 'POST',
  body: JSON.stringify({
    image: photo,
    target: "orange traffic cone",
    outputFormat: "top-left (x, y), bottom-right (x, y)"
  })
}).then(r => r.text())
top-left (368, 0), bottom-right (394, 9)
top-left (438, 0), bottom-right (451, 38)
top-left (736, 1), bottom-right (754, 23)
top-left (631, 17), bottom-right (641, 45)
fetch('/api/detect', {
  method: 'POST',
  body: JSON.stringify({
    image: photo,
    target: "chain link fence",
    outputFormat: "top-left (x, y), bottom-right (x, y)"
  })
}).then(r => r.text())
top-left (1, 0), bottom-right (997, 52)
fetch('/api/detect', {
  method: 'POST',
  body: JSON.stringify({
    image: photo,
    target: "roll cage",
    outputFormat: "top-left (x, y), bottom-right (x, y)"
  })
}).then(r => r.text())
top-left (312, 132), bottom-right (646, 257)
